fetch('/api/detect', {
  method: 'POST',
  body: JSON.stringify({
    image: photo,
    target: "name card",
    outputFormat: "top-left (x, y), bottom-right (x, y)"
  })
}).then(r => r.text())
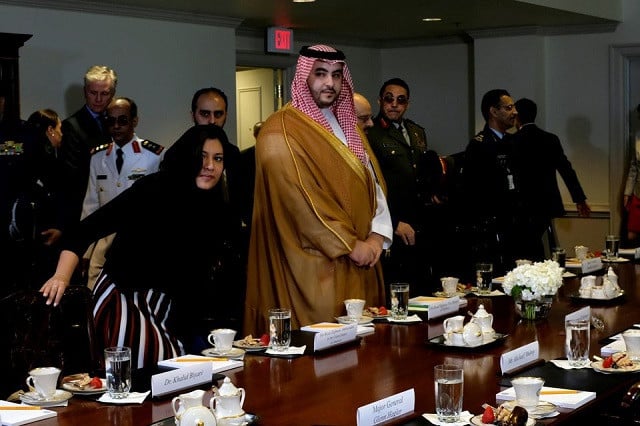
top-left (357, 388), bottom-right (415, 426)
top-left (313, 323), bottom-right (357, 351)
top-left (428, 297), bottom-right (460, 320)
top-left (581, 257), bottom-right (602, 274)
top-left (151, 363), bottom-right (211, 397)
top-left (565, 306), bottom-right (590, 323)
top-left (500, 341), bottom-right (539, 374)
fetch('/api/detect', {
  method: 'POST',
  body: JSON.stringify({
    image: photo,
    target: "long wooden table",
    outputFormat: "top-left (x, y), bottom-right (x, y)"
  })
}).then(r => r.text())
top-left (30, 261), bottom-right (640, 425)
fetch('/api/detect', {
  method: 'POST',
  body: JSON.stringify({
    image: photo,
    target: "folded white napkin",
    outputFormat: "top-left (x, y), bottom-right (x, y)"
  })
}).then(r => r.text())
top-left (98, 391), bottom-right (150, 404)
top-left (549, 359), bottom-right (591, 369)
top-left (265, 345), bottom-right (306, 355)
top-left (387, 314), bottom-right (422, 323)
top-left (422, 411), bottom-right (473, 425)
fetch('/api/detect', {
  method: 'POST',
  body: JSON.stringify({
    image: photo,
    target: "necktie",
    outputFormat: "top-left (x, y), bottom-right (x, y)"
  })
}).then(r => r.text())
top-left (399, 123), bottom-right (410, 145)
top-left (116, 148), bottom-right (124, 174)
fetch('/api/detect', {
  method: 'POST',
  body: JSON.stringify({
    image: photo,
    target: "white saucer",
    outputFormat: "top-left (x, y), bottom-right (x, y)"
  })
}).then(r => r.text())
top-left (20, 389), bottom-right (73, 406)
top-left (335, 315), bottom-right (374, 325)
top-left (201, 347), bottom-right (245, 359)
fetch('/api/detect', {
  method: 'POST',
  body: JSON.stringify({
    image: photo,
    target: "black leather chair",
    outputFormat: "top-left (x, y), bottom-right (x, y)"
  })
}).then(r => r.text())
top-left (599, 381), bottom-right (640, 424)
top-left (0, 286), bottom-right (100, 399)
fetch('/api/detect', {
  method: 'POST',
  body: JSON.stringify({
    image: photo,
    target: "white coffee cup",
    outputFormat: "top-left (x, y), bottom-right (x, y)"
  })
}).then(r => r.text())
top-left (443, 315), bottom-right (465, 333)
top-left (344, 298), bottom-right (365, 323)
top-left (575, 245), bottom-right (589, 261)
top-left (441, 277), bottom-right (459, 296)
top-left (26, 366), bottom-right (61, 399)
top-left (623, 329), bottom-right (640, 361)
top-left (208, 328), bottom-right (236, 354)
top-left (511, 376), bottom-right (544, 408)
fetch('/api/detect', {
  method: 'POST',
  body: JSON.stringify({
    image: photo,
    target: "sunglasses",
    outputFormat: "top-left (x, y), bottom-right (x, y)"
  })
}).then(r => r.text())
top-left (382, 94), bottom-right (408, 105)
top-left (105, 115), bottom-right (131, 127)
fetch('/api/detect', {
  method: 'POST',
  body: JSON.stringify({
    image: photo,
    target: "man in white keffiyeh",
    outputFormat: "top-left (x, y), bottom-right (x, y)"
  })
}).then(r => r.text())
top-left (243, 44), bottom-right (393, 335)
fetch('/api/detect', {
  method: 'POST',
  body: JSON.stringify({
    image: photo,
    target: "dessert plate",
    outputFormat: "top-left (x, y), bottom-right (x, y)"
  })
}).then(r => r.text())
top-left (62, 378), bottom-right (107, 394)
top-left (233, 339), bottom-right (267, 352)
top-left (501, 400), bottom-right (558, 419)
top-left (335, 315), bottom-right (374, 325)
top-left (591, 360), bottom-right (640, 373)
top-left (470, 414), bottom-right (534, 426)
top-left (20, 389), bottom-right (73, 406)
top-left (201, 347), bottom-right (246, 359)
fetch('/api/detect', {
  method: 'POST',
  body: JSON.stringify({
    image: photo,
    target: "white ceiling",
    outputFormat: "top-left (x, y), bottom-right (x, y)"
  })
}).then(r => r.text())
top-left (7, 0), bottom-right (620, 47)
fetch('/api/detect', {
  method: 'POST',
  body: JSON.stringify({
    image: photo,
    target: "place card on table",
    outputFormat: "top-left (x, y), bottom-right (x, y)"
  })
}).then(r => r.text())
top-left (580, 257), bottom-right (603, 273)
top-left (154, 356), bottom-right (243, 397)
top-left (300, 322), bottom-right (358, 351)
top-left (565, 306), bottom-right (590, 323)
top-left (619, 247), bottom-right (640, 259)
top-left (408, 296), bottom-right (460, 319)
top-left (496, 386), bottom-right (596, 409)
top-left (0, 400), bottom-right (56, 426)
top-left (500, 341), bottom-right (539, 374)
top-left (356, 388), bottom-right (415, 426)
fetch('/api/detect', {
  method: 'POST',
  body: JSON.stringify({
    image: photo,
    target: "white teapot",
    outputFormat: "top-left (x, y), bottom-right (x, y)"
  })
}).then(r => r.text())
top-left (210, 377), bottom-right (246, 421)
top-left (470, 304), bottom-right (495, 342)
top-left (172, 389), bottom-right (217, 426)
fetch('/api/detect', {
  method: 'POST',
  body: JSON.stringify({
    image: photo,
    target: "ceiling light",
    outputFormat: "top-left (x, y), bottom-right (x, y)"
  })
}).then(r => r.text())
top-left (422, 18), bottom-right (442, 22)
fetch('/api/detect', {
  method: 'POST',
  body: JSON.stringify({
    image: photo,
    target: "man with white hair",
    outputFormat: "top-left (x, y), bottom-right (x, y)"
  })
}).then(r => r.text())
top-left (244, 45), bottom-right (393, 334)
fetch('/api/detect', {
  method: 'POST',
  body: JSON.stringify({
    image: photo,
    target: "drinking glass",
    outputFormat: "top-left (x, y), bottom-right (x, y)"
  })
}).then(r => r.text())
top-left (565, 319), bottom-right (590, 367)
top-left (434, 364), bottom-right (464, 423)
top-left (390, 283), bottom-right (409, 320)
top-left (606, 235), bottom-right (620, 260)
top-left (552, 247), bottom-right (566, 268)
top-left (268, 308), bottom-right (291, 351)
top-left (475, 263), bottom-right (493, 294)
top-left (104, 346), bottom-right (131, 399)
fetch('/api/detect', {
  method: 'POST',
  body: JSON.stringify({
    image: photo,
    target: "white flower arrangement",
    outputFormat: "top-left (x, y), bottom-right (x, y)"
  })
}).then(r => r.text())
top-left (502, 260), bottom-right (564, 301)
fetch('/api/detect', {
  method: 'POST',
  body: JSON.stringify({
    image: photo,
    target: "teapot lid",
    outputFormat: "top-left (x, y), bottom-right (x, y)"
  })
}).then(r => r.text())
top-left (216, 376), bottom-right (240, 396)
top-left (474, 304), bottom-right (490, 317)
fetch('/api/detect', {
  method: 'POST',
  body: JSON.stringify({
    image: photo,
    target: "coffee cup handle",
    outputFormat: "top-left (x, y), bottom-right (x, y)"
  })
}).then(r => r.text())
top-left (210, 396), bottom-right (217, 415)
top-left (208, 334), bottom-right (216, 346)
top-left (26, 376), bottom-right (34, 391)
top-left (239, 388), bottom-right (245, 408)
top-left (171, 396), bottom-right (181, 418)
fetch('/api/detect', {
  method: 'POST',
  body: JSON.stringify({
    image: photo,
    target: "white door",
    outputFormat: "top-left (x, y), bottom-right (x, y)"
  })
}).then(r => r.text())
top-left (236, 68), bottom-right (276, 150)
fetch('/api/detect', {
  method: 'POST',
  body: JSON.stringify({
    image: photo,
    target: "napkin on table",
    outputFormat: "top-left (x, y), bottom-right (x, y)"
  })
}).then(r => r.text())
top-left (265, 345), bottom-right (306, 356)
top-left (422, 411), bottom-right (473, 425)
top-left (98, 391), bottom-right (150, 404)
top-left (549, 359), bottom-right (591, 370)
top-left (387, 314), bottom-right (422, 323)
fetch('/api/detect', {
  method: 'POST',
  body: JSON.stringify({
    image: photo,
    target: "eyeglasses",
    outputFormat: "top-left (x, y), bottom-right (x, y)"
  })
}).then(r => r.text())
top-left (497, 104), bottom-right (515, 112)
top-left (105, 115), bottom-right (131, 127)
top-left (382, 94), bottom-right (408, 105)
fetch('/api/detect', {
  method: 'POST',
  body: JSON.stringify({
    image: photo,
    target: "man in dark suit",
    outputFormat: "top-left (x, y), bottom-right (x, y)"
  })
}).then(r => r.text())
top-left (512, 97), bottom-right (591, 260)
top-left (60, 65), bottom-right (117, 221)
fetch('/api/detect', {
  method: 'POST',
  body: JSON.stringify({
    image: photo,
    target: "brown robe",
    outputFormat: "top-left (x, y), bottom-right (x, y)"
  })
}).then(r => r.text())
top-left (243, 104), bottom-right (387, 335)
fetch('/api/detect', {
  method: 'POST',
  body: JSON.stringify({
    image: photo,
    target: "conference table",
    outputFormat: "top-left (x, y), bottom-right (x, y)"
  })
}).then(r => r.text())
top-left (28, 260), bottom-right (640, 425)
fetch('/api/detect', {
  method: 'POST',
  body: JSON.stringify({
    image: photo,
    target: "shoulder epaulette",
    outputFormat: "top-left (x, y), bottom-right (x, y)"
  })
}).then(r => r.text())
top-left (90, 143), bottom-right (112, 155)
top-left (472, 133), bottom-right (484, 142)
top-left (141, 140), bottom-right (165, 155)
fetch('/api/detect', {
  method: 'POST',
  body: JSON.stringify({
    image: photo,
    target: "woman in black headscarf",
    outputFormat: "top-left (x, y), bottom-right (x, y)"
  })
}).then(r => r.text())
top-left (40, 124), bottom-right (244, 368)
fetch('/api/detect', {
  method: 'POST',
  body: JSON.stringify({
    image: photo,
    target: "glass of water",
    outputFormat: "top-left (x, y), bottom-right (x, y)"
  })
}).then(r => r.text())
top-left (104, 346), bottom-right (131, 399)
top-left (475, 263), bottom-right (493, 294)
top-left (268, 308), bottom-right (291, 351)
top-left (606, 235), bottom-right (620, 260)
top-left (390, 283), bottom-right (410, 320)
top-left (434, 364), bottom-right (464, 423)
top-left (565, 319), bottom-right (590, 367)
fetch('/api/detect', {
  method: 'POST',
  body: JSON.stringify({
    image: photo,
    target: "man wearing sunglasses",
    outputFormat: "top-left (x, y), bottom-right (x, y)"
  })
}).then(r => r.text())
top-left (367, 78), bottom-right (447, 296)
top-left (81, 97), bottom-right (164, 288)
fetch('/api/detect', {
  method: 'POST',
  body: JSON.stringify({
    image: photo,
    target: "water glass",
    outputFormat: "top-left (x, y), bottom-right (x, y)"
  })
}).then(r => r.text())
top-left (552, 247), bottom-right (566, 268)
top-left (565, 319), bottom-right (590, 367)
top-left (434, 364), bottom-right (464, 423)
top-left (390, 283), bottom-right (410, 320)
top-left (104, 346), bottom-right (131, 399)
top-left (268, 308), bottom-right (291, 351)
top-left (475, 263), bottom-right (493, 294)
top-left (606, 235), bottom-right (620, 260)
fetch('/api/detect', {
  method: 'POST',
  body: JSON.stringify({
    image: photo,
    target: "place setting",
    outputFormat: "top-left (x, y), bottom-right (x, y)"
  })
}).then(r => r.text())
top-left (202, 328), bottom-right (246, 359)
top-left (20, 367), bottom-right (73, 407)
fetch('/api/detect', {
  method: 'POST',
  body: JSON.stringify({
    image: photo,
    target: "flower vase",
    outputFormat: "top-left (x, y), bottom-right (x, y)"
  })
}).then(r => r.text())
top-left (514, 295), bottom-right (554, 320)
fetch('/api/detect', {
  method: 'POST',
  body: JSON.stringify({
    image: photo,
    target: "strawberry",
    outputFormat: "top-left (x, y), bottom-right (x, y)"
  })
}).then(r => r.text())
top-left (89, 376), bottom-right (103, 389)
top-left (481, 406), bottom-right (495, 424)
top-left (378, 306), bottom-right (388, 315)
top-left (259, 333), bottom-right (270, 346)
top-left (602, 356), bottom-right (614, 369)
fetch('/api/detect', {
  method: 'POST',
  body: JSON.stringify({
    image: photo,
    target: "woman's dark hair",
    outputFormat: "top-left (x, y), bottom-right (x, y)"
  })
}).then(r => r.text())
top-left (26, 109), bottom-right (59, 136)
top-left (161, 124), bottom-right (233, 181)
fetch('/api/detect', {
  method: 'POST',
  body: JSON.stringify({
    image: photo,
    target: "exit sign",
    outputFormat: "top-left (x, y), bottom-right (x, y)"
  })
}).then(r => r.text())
top-left (267, 27), bottom-right (294, 53)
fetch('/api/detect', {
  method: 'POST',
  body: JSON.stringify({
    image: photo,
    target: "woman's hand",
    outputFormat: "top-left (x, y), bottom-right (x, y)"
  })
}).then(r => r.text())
top-left (40, 275), bottom-right (69, 306)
